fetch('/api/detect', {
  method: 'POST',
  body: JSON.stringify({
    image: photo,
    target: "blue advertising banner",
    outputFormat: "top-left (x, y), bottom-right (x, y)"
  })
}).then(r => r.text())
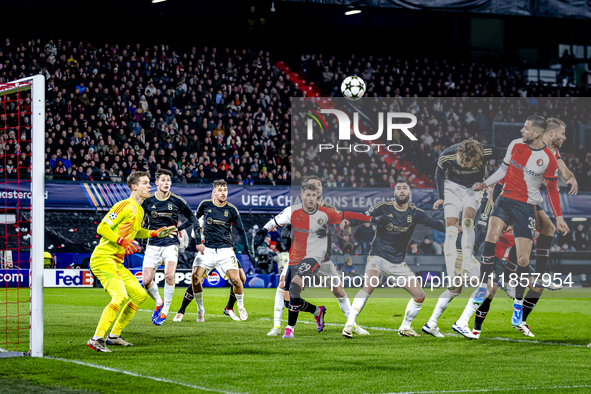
top-left (0, 269), bottom-right (29, 288)
top-left (3, 181), bottom-right (591, 217)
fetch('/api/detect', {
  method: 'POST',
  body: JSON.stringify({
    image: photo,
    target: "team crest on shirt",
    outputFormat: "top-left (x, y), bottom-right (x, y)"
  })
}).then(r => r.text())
top-left (536, 159), bottom-right (544, 166)
top-left (207, 217), bottom-right (213, 224)
top-left (151, 211), bottom-right (158, 218)
top-left (407, 216), bottom-right (413, 223)
top-left (224, 211), bottom-right (229, 217)
top-left (109, 212), bottom-right (117, 220)
top-left (317, 219), bottom-right (324, 225)
top-left (168, 203), bottom-right (173, 210)
top-left (386, 223), bottom-right (394, 231)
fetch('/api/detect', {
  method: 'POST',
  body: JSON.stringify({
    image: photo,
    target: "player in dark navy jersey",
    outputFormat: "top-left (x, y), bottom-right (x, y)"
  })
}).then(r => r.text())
top-left (190, 180), bottom-right (254, 322)
top-left (433, 140), bottom-right (506, 309)
top-left (141, 169), bottom-right (200, 326)
top-left (343, 181), bottom-right (450, 338)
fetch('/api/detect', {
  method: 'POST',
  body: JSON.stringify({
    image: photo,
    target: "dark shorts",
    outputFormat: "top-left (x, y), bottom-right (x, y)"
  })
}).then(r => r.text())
top-left (283, 258), bottom-right (321, 292)
top-left (491, 196), bottom-right (536, 240)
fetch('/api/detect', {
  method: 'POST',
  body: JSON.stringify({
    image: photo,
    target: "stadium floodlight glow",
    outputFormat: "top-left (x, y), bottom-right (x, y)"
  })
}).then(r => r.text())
top-left (571, 217), bottom-right (588, 222)
top-left (345, 10), bottom-right (361, 15)
top-left (152, 0), bottom-right (166, 3)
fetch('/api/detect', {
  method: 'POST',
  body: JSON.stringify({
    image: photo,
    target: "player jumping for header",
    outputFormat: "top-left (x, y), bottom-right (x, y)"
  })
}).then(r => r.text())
top-left (454, 116), bottom-right (568, 338)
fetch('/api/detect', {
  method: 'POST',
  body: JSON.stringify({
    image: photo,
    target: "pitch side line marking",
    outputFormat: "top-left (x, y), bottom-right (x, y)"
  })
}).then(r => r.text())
top-left (47, 357), bottom-right (245, 394)
top-left (377, 384), bottom-right (591, 394)
top-left (139, 310), bottom-right (588, 348)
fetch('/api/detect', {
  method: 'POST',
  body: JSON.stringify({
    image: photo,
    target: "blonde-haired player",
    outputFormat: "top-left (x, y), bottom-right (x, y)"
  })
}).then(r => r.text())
top-left (87, 171), bottom-right (177, 352)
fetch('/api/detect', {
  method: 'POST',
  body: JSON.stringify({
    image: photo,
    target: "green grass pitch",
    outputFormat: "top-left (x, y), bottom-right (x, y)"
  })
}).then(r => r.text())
top-left (1, 287), bottom-right (590, 394)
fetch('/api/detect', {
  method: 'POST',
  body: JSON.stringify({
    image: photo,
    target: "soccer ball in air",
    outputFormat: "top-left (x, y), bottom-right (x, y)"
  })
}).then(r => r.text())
top-left (340, 76), bottom-right (366, 101)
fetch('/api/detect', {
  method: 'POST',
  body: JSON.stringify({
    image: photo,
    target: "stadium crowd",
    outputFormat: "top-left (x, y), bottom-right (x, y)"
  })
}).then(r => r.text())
top-left (1, 38), bottom-right (293, 185)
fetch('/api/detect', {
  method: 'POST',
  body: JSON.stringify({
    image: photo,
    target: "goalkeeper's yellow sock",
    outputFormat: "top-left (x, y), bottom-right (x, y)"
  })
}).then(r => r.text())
top-left (94, 303), bottom-right (120, 338)
top-left (110, 301), bottom-right (139, 336)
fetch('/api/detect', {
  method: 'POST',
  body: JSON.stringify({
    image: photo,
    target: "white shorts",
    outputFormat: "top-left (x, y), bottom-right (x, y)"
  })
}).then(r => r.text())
top-left (365, 255), bottom-right (416, 282)
top-left (317, 261), bottom-right (339, 278)
top-left (443, 180), bottom-right (483, 219)
top-left (143, 244), bottom-right (179, 270)
top-left (193, 247), bottom-right (239, 280)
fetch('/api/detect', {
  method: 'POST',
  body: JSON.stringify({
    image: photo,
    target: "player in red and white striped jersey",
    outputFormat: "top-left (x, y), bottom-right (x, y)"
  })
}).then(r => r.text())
top-left (282, 183), bottom-right (376, 338)
top-left (468, 115), bottom-right (569, 330)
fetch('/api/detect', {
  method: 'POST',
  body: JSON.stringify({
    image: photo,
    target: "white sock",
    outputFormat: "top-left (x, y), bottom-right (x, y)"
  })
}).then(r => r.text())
top-left (273, 287), bottom-right (285, 328)
top-left (461, 218), bottom-right (475, 270)
top-left (444, 226), bottom-right (459, 275)
top-left (235, 293), bottom-right (244, 308)
top-left (313, 306), bottom-right (321, 316)
top-left (162, 283), bottom-right (174, 315)
top-left (194, 292), bottom-right (203, 310)
top-left (287, 325), bottom-right (294, 331)
top-left (147, 282), bottom-right (163, 306)
top-left (92, 335), bottom-right (102, 340)
top-left (514, 299), bottom-right (523, 306)
top-left (108, 333), bottom-right (118, 338)
top-left (457, 288), bottom-right (489, 326)
top-left (337, 294), bottom-right (351, 319)
top-left (346, 289), bottom-right (371, 327)
top-left (400, 299), bottom-right (423, 330)
top-left (428, 289), bottom-right (460, 327)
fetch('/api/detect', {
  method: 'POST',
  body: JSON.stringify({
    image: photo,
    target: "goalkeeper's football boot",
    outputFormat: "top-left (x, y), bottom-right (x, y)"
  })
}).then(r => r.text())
top-left (511, 302), bottom-right (523, 326)
top-left (315, 306), bottom-right (326, 332)
top-left (87, 338), bottom-right (111, 352)
top-left (106, 335), bottom-right (134, 346)
top-left (152, 303), bottom-right (164, 324)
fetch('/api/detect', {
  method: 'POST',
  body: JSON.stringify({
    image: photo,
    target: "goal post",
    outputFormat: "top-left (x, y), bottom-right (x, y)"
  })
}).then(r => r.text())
top-left (0, 75), bottom-right (45, 358)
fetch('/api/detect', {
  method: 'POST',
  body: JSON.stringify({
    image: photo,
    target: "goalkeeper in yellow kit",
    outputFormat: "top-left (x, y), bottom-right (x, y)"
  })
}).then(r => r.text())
top-left (87, 171), bottom-right (177, 352)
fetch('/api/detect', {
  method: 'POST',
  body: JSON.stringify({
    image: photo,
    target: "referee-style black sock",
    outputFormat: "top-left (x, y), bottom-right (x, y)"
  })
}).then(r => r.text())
top-left (178, 284), bottom-right (194, 314)
top-left (515, 265), bottom-right (529, 300)
top-left (287, 309), bottom-right (299, 327)
top-left (479, 241), bottom-right (497, 280)
top-left (301, 299), bottom-right (318, 314)
top-left (535, 234), bottom-right (553, 275)
top-left (474, 298), bottom-right (492, 331)
top-left (522, 290), bottom-right (540, 322)
top-left (227, 288), bottom-right (237, 310)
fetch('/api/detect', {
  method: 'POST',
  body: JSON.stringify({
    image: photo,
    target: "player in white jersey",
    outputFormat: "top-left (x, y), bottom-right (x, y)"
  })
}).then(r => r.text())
top-left (260, 176), bottom-right (369, 337)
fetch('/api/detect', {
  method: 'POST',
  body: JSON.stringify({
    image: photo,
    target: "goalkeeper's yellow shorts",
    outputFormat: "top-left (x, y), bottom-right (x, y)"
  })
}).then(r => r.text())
top-left (90, 255), bottom-right (140, 294)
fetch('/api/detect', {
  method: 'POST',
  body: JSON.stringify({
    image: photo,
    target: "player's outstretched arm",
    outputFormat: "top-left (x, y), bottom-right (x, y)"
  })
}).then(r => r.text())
top-left (434, 161), bottom-right (446, 208)
top-left (258, 206), bottom-right (291, 236)
top-left (477, 162), bottom-right (509, 190)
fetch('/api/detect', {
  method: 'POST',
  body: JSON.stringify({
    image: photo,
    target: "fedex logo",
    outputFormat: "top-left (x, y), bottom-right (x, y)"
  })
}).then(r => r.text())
top-left (55, 270), bottom-right (94, 286)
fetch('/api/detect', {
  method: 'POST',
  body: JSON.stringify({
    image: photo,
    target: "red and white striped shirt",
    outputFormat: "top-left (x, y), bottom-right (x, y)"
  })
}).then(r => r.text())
top-left (487, 138), bottom-right (562, 217)
top-left (289, 204), bottom-right (371, 265)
